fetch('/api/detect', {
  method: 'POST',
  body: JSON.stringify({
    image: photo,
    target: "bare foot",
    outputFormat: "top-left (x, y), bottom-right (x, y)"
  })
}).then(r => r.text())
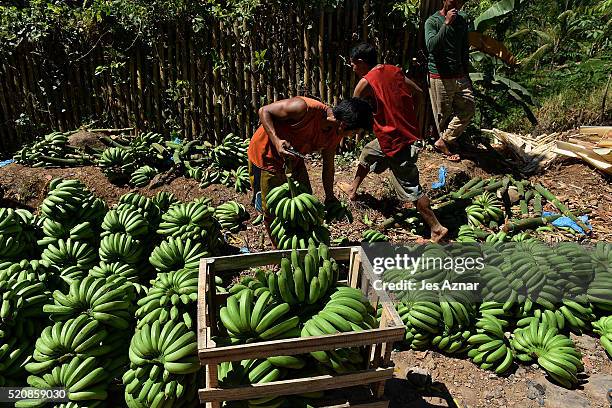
top-left (338, 182), bottom-right (357, 201)
top-left (434, 139), bottom-right (461, 162)
top-left (430, 226), bottom-right (449, 243)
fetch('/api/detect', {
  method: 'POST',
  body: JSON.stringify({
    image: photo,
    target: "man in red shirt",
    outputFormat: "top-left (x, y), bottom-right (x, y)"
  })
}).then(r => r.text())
top-left (339, 43), bottom-right (448, 242)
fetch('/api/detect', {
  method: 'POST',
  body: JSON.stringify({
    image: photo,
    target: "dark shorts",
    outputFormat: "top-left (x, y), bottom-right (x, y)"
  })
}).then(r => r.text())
top-left (358, 139), bottom-right (423, 202)
top-left (248, 160), bottom-right (311, 217)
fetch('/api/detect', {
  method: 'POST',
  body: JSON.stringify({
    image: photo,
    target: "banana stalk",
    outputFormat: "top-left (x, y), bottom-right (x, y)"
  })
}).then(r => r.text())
top-left (533, 184), bottom-right (590, 233)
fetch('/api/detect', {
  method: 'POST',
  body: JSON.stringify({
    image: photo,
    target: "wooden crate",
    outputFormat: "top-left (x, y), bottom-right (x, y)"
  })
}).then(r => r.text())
top-left (197, 246), bottom-right (405, 408)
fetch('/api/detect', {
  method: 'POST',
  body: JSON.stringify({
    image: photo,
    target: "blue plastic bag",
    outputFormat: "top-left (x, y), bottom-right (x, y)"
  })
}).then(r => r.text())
top-left (431, 166), bottom-right (447, 190)
top-left (542, 211), bottom-right (592, 235)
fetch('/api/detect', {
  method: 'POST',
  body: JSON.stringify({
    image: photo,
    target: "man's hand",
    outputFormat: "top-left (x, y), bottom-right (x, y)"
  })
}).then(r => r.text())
top-left (445, 8), bottom-right (458, 25)
top-left (274, 139), bottom-right (297, 158)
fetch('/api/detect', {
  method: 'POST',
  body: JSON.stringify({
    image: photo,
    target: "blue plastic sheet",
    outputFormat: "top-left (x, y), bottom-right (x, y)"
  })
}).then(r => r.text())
top-left (0, 159), bottom-right (15, 168)
top-left (542, 211), bottom-right (592, 235)
top-left (431, 166), bottom-right (447, 190)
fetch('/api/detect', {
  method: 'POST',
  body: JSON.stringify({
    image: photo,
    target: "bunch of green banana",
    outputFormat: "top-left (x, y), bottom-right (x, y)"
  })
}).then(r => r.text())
top-left (501, 250), bottom-right (547, 295)
top-left (37, 218), bottom-right (95, 248)
top-left (26, 315), bottom-right (122, 375)
top-left (362, 229), bottom-right (389, 243)
top-left (267, 190), bottom-right (325, 230)
top-left (269, 218), bottom-right (330, 250)
top-left (324, 200), bottom-right (353, 223)
top-left (467, 315), bottom-right (514, 374)
top-left (0, 208), bottom-right (28, 259)
top-left (185, 164), bottom-right (204, 180)
top-left (215, 201), bottom-right (250, 232)
top-left (466, 191), bottom-right (503, 227)
top-left (301, 309), bottom-right (369, 373)
top-left (233, 165), bottom-right (251, 193)
top-left (432, 328), bottom-right (472, 354)
top-left (478, 301), bottom-right (514, 321)
top-left (209, 133), bottom-right (249, 169)
top-left (516, 308), bottom-right (565, 332)
top-left (41, 179), bottom-right (107, 226)
top-left (269, 245), bottom-right (338, 306)
top-left (396, 299), bottom-right (442, 349)
top-left (99, 233), bottom-right (144, 266)
top-left (218, 359), bottom-right (287, 407)
top-left (220, 288), bottom-right (299, 341)
top-left (0, 268), bottom-right (48, 323)
top-left (20, 356), bottom-right (110, 406)
top-left (157, 200), bottom-right (221, 250)
top-left (511, 232), bottom-right (532, 242)
top-left (227, 270), bottom-right (270, 298)
top-left (130, 165), bottom-right (158, 187)
top-left (129, 320), bottom-right (199, 374)
top-left (485, 230), bottom-right (507, 243)
top-left (479, 264), bottom-right (521, 307)
top-left (98, 147), bottom-right (137, 183)
top-left (438, 292), bottom-right (476, 331)
top-left (0, 335), bottom-right (35, 386)
top-left (124, 320), bottom-right (199, 407)
top-left (149, 236), bottom-right (208, 273)
top-left (552, 242), bottom-right (595, 290)
top-left (124, 367), bottom-right (198, 408)
top-left (587, 264), bottom-right (612, 313)
top-left (41, 239), bottom-right (97, 283)
top-left (512, 319), bottom-right (583, 388)
top-left (129, 132), bottom-right (166, 165)
top-left (0, 259), bottom-right (54, 286)
top-left (152, 191), bottom-right (179, 213)
top-left (199, 167), bottom-right (225, 188)
top-left (43, 276), bottom-right (135, 330)
top-left (90, 261), bottom-right (140, 283)
top-left (14, 131), bottom-right (95, 167)
top-left (310, 286), bottom-right (376, 331)
top-left (265, 179), bottom-right (330, 249)
top-left (556, 298), bottom-right (596, 334)
top-left (456, 225), bottom-right (478, 242)
top-left (117, 192), bottom-right (161, 227)
top-left (101, 208), bottom-right (149, 239)
top-left (135, 269), bottom-right (198, 329)
top-left (592, 315), bottom-right (612, 358)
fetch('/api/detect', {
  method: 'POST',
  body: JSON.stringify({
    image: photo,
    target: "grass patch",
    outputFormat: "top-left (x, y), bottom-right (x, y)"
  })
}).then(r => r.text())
top-left (498, 57), bottom-right (611, 134)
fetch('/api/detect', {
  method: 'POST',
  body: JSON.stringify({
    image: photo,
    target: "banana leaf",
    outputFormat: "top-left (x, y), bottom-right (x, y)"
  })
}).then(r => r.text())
top-left (474, 0), bottom-right (518, 32)
top-left (469, 72), bottom-right (536, 106)
top-left (469, 32), bottom-right (518, 65)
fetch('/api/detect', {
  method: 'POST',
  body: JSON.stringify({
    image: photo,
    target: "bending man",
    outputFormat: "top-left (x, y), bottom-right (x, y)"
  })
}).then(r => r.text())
top-left (339, 43), bottom-right (448, 242)
top-left (248, 96), bottom-right (373, 246)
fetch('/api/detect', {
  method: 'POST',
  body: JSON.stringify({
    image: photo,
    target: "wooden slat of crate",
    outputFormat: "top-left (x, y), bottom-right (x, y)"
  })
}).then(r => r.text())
top-left (201, 325), bottom-right (403, 363)
top-left (199, 367), bottom-right (393, 402)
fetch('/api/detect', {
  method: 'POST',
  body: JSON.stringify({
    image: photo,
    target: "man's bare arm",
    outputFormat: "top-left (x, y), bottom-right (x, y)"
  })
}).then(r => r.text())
top-left (353, 78), bottom-right (374, 99)
top-left (258, 97), bottom-right (308, 156)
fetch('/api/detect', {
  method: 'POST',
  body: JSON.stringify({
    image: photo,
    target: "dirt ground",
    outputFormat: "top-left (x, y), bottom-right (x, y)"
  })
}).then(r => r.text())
top-left (0, 146), bottom-right (611, 408)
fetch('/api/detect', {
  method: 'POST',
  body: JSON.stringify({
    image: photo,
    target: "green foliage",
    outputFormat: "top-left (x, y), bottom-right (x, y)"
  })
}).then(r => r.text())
top-left (390, 0), bottom-right (420, 31)
top-left (499, 57), bottom-right (611, 133)
top-left (474, 0), bottom-right (519, 32)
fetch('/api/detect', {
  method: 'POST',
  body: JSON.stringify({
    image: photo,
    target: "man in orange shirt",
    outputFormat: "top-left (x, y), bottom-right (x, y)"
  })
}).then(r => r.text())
top-left (340, 43), bottom-right (448, 242)
top-left (248, 96), bottom-right (373, 242)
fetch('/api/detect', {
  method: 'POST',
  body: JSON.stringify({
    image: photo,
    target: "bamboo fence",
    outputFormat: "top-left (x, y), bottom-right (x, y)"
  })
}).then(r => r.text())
top-left (0, 0), bottom-right (442, 153)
